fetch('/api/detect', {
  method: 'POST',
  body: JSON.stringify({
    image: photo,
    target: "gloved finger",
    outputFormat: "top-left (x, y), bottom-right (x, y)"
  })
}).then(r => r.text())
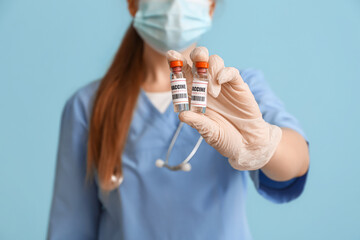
top-left (189, 46), bottom-right (209, 63)
top-left (166, 49), bottom-right (186, 64)
top-left (217, 67), bottom-right (246, 90)
top-left (208, 54), bottom-right (224, 98)
top-left (166, 50), bottom-right (193, 96)
top-left (178, 110), bottom-right (220, 146)
top-left (166, 50), bottom-right (192, 75)
top-left (215, 67), bottom-right (262, 119)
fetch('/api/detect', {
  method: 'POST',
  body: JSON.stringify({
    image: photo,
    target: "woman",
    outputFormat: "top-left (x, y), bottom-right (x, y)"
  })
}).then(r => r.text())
top-left (48, 0), bottom-right (309, 239)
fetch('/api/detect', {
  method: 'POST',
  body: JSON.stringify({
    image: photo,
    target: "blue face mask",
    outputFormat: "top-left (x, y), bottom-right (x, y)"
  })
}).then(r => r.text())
top-left (133, 0), bottom-right (212, 54)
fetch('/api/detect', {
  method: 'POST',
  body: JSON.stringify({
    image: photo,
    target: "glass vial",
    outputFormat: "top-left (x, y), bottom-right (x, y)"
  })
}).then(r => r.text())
top-left (191, 61), bottom-right (209, 113)
top-left (170, 60), bottom-right (189, 112)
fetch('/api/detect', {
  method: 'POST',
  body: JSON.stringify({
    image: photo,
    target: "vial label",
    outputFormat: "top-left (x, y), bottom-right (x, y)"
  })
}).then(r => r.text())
top-left (191, 79), bottom-right (208, 107)
top-left (171, 78), bottom-right (188, 105)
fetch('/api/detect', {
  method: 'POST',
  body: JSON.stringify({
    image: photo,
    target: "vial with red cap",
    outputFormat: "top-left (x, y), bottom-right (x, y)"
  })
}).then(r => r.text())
top-left (169, 60), bottom-right (189, 112)
top-left (191, 61), bottom-right (209, 113)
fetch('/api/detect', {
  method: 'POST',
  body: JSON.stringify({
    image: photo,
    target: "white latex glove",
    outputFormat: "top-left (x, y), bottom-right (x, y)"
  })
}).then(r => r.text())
top-left (166, 47), bottom-right (282, 171)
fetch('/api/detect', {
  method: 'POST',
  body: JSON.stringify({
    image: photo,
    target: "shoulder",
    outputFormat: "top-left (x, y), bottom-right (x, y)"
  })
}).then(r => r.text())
top-left (240, 68), bottom-right (266, 86)
top-left (62, 80), bottom-right (101, 128)
top-left (239, 68), bottom-right (270, 96)
top-left (240, 68), bottom-right (264, 81)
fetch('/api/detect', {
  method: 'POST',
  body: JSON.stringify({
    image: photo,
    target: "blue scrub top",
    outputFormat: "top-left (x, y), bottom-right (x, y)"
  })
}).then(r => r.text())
top-left (47, 69), bottom-right (309, 240)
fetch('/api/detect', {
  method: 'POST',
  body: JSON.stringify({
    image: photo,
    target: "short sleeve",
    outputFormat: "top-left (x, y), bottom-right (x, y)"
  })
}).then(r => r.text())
top-left (47, 92), bottom-right (101, 239)
top-left (241, 69), bottom-right (309, 204)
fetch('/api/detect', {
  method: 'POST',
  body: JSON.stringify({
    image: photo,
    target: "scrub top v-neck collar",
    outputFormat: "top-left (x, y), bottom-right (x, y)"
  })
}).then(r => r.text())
top-left (139, 88), bottom-right (174, 116)
top-left (143, 90), bottom-right (172, 114)
top-left (137, 88), bottom-right (180, 129)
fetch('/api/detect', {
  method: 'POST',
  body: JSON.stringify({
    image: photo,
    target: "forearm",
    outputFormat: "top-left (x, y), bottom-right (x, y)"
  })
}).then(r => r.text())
top-left (261, 128), bottom-right (309, 181)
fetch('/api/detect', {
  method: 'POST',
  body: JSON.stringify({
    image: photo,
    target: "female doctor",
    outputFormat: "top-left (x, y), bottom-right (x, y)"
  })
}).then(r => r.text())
top-left (48, 0), bottom-right (310, 239)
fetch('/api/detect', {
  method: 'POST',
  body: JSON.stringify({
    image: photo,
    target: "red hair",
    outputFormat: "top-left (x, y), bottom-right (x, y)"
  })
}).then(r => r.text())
top-left (87, 24), bottom-right (144, 191)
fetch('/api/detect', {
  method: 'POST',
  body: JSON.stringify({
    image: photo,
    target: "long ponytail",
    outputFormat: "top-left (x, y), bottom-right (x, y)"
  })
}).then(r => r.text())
top-left (87, 24), bottom-right (144, 191)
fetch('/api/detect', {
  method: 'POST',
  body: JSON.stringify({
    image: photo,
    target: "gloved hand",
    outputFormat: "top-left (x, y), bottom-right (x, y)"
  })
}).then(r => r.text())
top-left (166, 47), bottom-right (282, 171)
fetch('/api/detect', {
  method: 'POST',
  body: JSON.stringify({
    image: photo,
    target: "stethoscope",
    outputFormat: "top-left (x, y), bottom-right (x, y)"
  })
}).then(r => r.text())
top-left (155, 122), bottom-right (203, 171)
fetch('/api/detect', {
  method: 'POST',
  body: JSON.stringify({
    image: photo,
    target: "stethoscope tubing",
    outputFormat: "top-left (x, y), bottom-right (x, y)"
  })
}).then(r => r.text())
top-left (156, 121), bottom-right (203, 171)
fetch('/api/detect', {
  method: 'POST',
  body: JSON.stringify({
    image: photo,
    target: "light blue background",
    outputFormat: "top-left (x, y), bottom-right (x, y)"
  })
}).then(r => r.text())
top-left (1, 0), bottom-right (359, 239)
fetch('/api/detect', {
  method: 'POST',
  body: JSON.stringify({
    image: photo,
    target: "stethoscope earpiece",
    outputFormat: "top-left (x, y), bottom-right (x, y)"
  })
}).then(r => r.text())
top-left (155, 122), bottom-right (202, 172)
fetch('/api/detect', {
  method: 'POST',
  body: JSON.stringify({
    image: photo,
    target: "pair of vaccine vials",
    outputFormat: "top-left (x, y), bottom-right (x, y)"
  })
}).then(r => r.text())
top-left (170, 60), bottom-right (209, 113)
